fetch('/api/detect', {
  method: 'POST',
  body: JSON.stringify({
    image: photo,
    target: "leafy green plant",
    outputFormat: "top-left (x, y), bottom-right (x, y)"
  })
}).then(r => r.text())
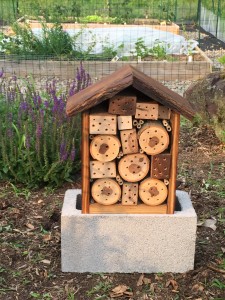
top-left (134, 38), bottom-right (150, 59)
top-left (86, 281), bottom-right (112, 297)
top-left (211, 279), bottom-right (225, 290)
top-left (218, 55), bottom-right (225, 65)
top-left (149, 40), bottom-right (168, 59)
top-left (3, 21), bottom-right (74, 58)
top-left (0, 64), bottom-right (91, 187)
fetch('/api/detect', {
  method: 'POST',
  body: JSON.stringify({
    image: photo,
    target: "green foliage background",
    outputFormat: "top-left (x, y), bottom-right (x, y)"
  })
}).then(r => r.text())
top-left (0, 0), bottom-right (200, 24)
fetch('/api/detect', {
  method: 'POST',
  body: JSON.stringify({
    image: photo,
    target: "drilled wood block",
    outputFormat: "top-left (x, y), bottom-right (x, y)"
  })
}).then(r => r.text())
top-left (118, 153), bottom-right (149, 182)
top-left (90, 160), bottom-right (116, 179)
top-left (91, 178), bottom-right (121, 205)
top-left (122, 183), bottom-right (138, 205)
top-left (118, 115), bottom-right (133, 130)
top-left (151, 154), bottom-right (171, 179)
top-left (135, 103), bottom-right (159, 119)
top-left (139, 122), bottom-right (170, 155)
top-left (139, 178), bottom-right (168, 206)
top-left (90, 135), bottom-right (121, 162)
top-left (89, 113), bottom-right (117, 134)
top-left (120, 129), bottom-right (138, 154)
top-left (108, 95), bottom-right (136, 115)
top-left (158, 106), bottom-right (171, 119)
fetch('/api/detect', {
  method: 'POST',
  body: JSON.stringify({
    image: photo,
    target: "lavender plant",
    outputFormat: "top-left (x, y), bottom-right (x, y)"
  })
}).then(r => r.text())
top-left (0, 64), bottom-right (91, 187)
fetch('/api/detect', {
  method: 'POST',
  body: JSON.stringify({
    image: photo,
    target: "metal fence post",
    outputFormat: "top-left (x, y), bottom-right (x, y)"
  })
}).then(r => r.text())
top-left (197, 0), bottom-right (202, 46)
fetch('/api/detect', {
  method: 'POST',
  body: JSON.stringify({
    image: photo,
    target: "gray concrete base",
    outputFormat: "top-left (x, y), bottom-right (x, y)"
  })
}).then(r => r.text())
top-left (61, 190), bottom-right (197, 273)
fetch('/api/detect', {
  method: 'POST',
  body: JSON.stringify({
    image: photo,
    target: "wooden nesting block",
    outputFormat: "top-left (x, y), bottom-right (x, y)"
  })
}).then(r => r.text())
top-left (108, 95), bottom-right (136, 115)
top-left (90, 160), bottom-right (116, 179)
top-left (138, 121), bottom-right (170, 155)
top-left (120, 129), bottom-right (139, 154)
top-left (158, 106), bottom-right (171, 119)
top-left (151, 154), bottom-right (171, 179)
top-left (118, 153), bottom-right (149, 182)
top-left (135, 102), bottom-right (159, 119)
top-left (89, 113), bottom-right (117, 135)
top-left (139, 178), bottom-right (168, 206)
top-left (91, 178), bottom-right (121, 205)
top-left (118, 115), bottom-right (133, 130)
top-left (122, 183), bottom-right (138, 205)
top-left (90, 135), bottom-right (121, 162)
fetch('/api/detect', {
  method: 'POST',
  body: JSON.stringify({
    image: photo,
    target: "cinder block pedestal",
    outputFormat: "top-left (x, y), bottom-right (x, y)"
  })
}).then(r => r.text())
top-left (61, 190), bottom-right (197, 273)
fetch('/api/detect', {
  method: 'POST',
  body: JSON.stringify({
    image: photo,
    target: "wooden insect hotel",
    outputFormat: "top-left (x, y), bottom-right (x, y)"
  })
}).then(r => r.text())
top-left (66, 66), bottom-right (195, 214)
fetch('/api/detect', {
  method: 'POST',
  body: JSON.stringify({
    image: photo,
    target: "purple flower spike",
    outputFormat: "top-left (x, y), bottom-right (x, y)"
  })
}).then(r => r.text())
top-left (0, 69), bottom-right (4, 78)
top-left (36, 123), bottom-right (42, 139)
top-left (70, 146), bottom-right (76, 161)
top-left (60, 142), bottom-right (68, 161)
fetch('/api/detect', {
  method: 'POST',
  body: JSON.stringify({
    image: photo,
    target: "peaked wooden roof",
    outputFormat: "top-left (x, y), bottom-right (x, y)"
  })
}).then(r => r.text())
top-left (66, 65), bottom-right (195, 120)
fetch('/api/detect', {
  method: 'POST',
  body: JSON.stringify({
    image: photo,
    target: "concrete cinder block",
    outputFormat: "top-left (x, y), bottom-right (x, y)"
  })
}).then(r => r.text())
top-left (61, 190), bottom-right (197, 273)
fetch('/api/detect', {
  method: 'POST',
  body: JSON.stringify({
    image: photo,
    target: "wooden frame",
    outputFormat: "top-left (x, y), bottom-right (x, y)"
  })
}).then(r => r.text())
top-left (89, 203), bottom-right (167, 214)
top-left (167, 112), bottom-right (180, 214)
top-left (81, 111), bottom-right (90, 213)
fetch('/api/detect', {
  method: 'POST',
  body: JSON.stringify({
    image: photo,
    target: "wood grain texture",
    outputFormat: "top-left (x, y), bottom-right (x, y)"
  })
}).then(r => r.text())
top-left (81, 111), bottom-right (90, 214)
top-left (139, 178), bottom-right (168, 206)
top-left (120, 129), bottom-right (139, 154)
top-left (89, 113), bottom-right (117, 134)
top-left (89, 203), bottom-right (167, 214)
top-left (122, 183), bottom-right (138, 205)
top-left (91, 179), bottom-right (121, 205)
top-left (167, 112), bottom-right (180, 214)
top-left (66, 65), bottom-right (196, 120)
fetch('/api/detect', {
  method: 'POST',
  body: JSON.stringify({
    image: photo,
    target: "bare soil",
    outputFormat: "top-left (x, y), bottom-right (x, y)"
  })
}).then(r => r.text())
top-left (0, 122), bottom-right (225, 300)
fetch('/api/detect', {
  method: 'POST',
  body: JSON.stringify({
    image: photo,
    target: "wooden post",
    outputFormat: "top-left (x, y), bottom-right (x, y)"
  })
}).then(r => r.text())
top-left (167, 112), bottom-right (180, 214)
top-left (81, 111), bottom-right (90, 214)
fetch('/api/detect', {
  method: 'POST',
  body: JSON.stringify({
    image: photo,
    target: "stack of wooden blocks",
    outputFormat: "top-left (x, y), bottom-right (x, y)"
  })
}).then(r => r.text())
top-left (87, 92), bottom-right (177, 214)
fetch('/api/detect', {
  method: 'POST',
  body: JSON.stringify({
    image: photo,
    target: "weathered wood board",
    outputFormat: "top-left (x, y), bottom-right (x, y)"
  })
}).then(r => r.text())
top-left (108, 95), bottom-right (136, 115)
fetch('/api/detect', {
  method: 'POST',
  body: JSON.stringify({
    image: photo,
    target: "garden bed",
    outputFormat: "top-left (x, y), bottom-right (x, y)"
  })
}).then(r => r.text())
top-left (21, 19), bottom-right (180, 35)
top-left (1, 46), bottom-right (213, 81)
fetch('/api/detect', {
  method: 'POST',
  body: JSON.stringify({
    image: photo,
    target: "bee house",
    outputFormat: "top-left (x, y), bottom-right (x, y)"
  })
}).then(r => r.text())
top-left (66, 66), bottom-right (195, 214)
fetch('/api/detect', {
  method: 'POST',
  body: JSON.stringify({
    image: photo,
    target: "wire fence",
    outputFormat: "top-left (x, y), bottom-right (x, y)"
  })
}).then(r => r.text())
top-left (0, 0), bottom-right (225, 83)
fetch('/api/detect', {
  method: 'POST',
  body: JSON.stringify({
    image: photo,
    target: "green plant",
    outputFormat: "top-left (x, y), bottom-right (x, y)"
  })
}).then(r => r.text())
top-left (86, 281), bottom-right (112, 297)
top-left (218, 55), bottom-right (225, 65)
top-left (0, 64), bottom-right (91, 187)
top-left (3, 21), bottom-right (74, 58)
top-left (149, 40), bottom-right (168, 59)
top-left (9, 183), bottom-right (31, 200)
top-left (134, 38), bottom-right (150, 59)
top-left (211, 279), bottom-right (225, 290)
top-left (67, 291), bottom-right (75, 300)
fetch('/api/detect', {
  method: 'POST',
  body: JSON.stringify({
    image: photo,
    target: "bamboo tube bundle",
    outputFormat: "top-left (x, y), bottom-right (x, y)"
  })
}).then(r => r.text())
top-left (117, 151), bottom-right (124, 159)
top-left (91, 178), bottom-right (121, 205)
top-left (139, 178), bottom-right (168, 206)
top-left (116, 175), bottom-right (124, 185)
top-left (133, 119), bottom-right (138, 127)
top-left (118, 153), bottom-right (149, 182)
top-left (138, 121), bottom-right (169, 155)
top-left (164, 179), bottom-right (169, 185)
top-left (90, 135), bottom-right (121, 162)
top-left (136, 123), bottom-right (142, 129)
top-left (166, 125), bottom-right (172, 132)
top-left (162, 119), bottom-right (169, 127)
